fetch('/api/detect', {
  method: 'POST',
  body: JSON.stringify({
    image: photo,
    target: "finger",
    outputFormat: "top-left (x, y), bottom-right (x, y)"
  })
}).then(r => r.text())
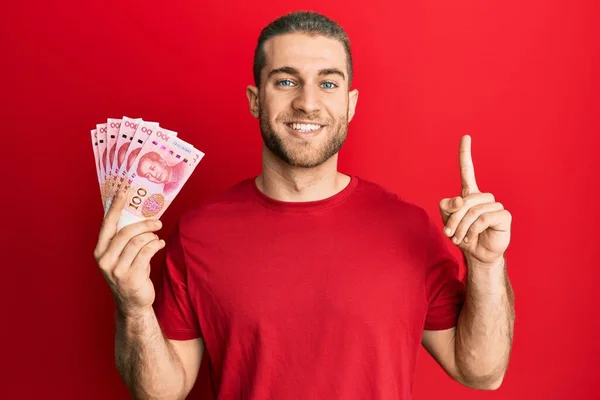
top-left (452, 202), bottom-right (504, 245)
top-left (460, 135), bottom-right (480, 196)
top-left (106, 219), bottom-right (163, 262)
top-left (94, 187), bottom-right (130, 259)
top-left (128, 239), bottom-right (166, 280)
top-left (439, 196), bottom-right (464, 225)
top-left (444, 192), bottom-right (496, 237)
top-left (112, 232), bottom-right (160, 277)
top-left (465, 209), bottom-right (512, 243)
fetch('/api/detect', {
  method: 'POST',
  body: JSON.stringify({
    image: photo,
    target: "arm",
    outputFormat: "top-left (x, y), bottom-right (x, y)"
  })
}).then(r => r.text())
top-left (423, 134), bottom-right (515, 390)
top-left (94, 189), bottom-right (203, 400)
top-left (422, 257), bottom-right (514, 390)
top-left (115, 308), bottom-right (204, 400)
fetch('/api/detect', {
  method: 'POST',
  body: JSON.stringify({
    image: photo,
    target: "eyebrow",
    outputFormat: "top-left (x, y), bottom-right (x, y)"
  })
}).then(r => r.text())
top-left (267, 66), bottom-right (346, 81)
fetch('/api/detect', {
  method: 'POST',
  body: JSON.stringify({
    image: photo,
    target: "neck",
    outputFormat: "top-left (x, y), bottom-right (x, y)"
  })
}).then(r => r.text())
top-left (255, 145), bottom-right (351, 202)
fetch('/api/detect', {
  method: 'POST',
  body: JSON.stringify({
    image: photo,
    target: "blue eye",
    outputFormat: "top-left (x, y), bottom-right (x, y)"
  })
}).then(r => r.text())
top-left (322, 81), bottom-right (337, 89)
top-left (277, 79), bottom-right (294, 87)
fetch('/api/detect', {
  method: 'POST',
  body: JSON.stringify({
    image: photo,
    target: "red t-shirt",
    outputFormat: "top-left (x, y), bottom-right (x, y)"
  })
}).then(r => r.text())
top-left (153, 175), bottom-right (465, 399)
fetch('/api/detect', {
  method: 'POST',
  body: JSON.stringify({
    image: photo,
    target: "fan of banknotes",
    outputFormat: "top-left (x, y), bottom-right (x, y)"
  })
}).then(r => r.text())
top-left (90, 117), bottom-right (204, 231)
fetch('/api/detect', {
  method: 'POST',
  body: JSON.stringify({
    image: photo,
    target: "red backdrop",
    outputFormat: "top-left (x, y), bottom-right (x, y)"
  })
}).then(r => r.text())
top-left (2, 0), bottom-right (598, 399)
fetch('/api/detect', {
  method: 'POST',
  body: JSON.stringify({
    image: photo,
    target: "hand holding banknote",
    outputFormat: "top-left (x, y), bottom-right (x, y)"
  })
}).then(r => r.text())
top-left (93, 188), bottom-right (165, 317)
top-left (90, 116), bottom-right (204, 314)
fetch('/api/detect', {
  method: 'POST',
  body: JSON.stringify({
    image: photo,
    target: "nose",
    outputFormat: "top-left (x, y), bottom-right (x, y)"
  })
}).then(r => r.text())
top-left (292, 84), bottom-right (320, 114)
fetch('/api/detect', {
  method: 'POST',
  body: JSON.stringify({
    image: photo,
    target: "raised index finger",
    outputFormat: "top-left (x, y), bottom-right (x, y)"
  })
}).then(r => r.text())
top-left (459, 135), bottom-right (479, 195)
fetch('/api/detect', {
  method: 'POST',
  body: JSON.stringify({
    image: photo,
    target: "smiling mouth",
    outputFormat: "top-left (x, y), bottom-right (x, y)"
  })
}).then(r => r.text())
top-left (286, 122), bottom-right (324, 133)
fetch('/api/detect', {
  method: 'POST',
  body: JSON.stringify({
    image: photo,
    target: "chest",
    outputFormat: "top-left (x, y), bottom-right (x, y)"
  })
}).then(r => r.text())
top-left (187, 213), bottom-right (429, 335)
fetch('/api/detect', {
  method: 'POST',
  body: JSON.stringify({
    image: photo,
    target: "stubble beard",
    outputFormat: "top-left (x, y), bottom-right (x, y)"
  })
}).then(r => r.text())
top-left (259, 105), bottom-right (349, 168)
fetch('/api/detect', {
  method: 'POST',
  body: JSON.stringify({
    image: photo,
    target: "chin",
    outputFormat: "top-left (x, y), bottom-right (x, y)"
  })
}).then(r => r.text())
top-left (283, 149), bottom-right (336, 168)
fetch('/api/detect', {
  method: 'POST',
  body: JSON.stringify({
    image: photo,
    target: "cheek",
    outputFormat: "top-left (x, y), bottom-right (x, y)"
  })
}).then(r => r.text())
top-left (262, 94), bottom-right (288, 119)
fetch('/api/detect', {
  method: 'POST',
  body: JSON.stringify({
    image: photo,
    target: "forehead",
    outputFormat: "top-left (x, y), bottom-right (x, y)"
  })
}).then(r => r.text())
top-left (262, 33), bottom-right (347, 75)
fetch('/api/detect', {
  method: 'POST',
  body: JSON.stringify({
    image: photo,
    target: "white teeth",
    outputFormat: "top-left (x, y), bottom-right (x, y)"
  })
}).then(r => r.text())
top-left (291, 123), bottom-right (321, 132)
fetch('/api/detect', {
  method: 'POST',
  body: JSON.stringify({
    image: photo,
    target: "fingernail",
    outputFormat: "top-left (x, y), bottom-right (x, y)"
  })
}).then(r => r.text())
top-left (444, 227), bottom-right (452, 236)
top-left (160, 239), bottom-right (165, 246)
top-left (452, 236), bottom-right (458, 244)
top-left (463, 236), bottom-right (469, 243)
top-left (156, 220), bottom-right (162, 228)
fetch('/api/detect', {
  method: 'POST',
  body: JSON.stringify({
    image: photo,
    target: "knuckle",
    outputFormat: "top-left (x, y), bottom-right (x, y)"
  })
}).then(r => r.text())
top-left (144, 240), bottom-right (161, 255)
top-left (446, 214), bottom-right (457, 227)
top-left (130, 235), bottom-right (146, 248)
top-left (141, 233), bottom-right (157, 245)
top-left (119, 224), bottom-right (137, 238)
top-left (142, 241), bottom-right (159, 253)
top-left (97, 256), bottom-right (111, 272)
top-left (479, 213), bottom-right (489, 224)
top-left (466, 208), bottom-right (478, 218)
top-left (113, 265), bottom-right (128, 281)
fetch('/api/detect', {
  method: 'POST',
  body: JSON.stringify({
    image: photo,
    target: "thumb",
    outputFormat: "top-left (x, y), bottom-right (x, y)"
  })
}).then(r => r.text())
top-left (439, 196), bottom-right (464, 224)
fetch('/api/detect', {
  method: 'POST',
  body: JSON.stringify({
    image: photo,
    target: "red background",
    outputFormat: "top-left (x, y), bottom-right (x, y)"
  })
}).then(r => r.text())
top-left (2, 0), bottom-right (598, 399)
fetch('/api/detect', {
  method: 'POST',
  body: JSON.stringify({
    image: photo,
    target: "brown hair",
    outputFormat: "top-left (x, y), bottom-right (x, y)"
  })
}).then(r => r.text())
top-left (253, 11), bottom-right (353, 88)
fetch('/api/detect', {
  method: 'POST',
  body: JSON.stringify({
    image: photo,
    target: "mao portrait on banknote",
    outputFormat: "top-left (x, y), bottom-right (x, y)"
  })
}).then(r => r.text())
top-left (116, 129), bottom-right (203, 230)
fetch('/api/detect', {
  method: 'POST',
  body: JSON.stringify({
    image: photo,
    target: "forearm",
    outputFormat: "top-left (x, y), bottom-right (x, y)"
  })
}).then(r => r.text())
top-left (455, 257), bottom-right (515, 389)
top-left (115, 308), bottom-right (186, 400)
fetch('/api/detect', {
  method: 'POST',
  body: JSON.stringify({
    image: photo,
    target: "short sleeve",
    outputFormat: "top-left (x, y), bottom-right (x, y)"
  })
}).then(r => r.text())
top-left (423, 214), bottom-right (466, 330)
top-left (153, 221), bottom-right (202, 340)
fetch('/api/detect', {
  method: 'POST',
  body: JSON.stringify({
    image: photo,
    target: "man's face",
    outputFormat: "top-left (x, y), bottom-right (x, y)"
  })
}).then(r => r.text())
top-left (248, 33), bottom-right (358, 168)
top-left (139, 155), bottom-right (169, 184)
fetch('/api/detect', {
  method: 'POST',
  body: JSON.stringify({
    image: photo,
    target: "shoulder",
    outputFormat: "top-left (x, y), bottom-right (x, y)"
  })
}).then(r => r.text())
top-left (353, 175), bottom-right (431, 226)
top-left (175, 177), bottom-right (256, 235)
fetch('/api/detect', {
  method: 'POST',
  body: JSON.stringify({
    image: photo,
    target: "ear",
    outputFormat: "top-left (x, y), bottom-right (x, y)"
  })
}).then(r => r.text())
top-left (348, 89), bottom-right (359, 122)
top-left (246, 85), bottom-right (260, 118)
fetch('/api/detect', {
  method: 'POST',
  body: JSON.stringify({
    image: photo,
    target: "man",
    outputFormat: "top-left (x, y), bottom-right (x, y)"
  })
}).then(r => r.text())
top-left (94, 11), bottom-right (514, 400)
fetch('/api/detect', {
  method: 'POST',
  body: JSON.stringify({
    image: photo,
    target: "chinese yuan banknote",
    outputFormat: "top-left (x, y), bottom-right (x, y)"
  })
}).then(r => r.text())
top-left (111, 117), bottom-right (146, 182)
top-left (91, 116), bottom-right (204, 225)
top-left (95, 122), bottom-right (110, 207)
top-left (90, 129), bottom-right (102, 195)
top-left (106, 118), bottom-right (122, 180)
top-left (102, 117), bottom-right (141, 208)
top-left (105, 118), bottom-right (122, 206)
top-left (116, 130), bottom-right (204, 231)
top-left (108, 121), bottom-right (167, 212)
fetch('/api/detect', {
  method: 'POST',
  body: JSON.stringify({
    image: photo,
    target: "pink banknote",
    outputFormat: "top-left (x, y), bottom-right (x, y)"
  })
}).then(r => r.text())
top-left (95, 123), bottom-right (110, 207)
top-left (102, 117), bottom-right (142, 206)
top-left (111, 117), bottom-right (148, 181)
top-left (116, 130), bottom-right (204, 230)
top-left (106, 118), bottom-right (122, 182)
top-left (115, 123), bottom-right (175, 193)
top-left (106, 123), bottom-right (174, 213)
top-left (90, 129), bottom-right (102, 195)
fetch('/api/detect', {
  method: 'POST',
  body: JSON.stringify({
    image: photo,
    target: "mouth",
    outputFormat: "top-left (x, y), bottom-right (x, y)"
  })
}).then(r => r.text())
top-left (285, 122), bottom-right (325, 135)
